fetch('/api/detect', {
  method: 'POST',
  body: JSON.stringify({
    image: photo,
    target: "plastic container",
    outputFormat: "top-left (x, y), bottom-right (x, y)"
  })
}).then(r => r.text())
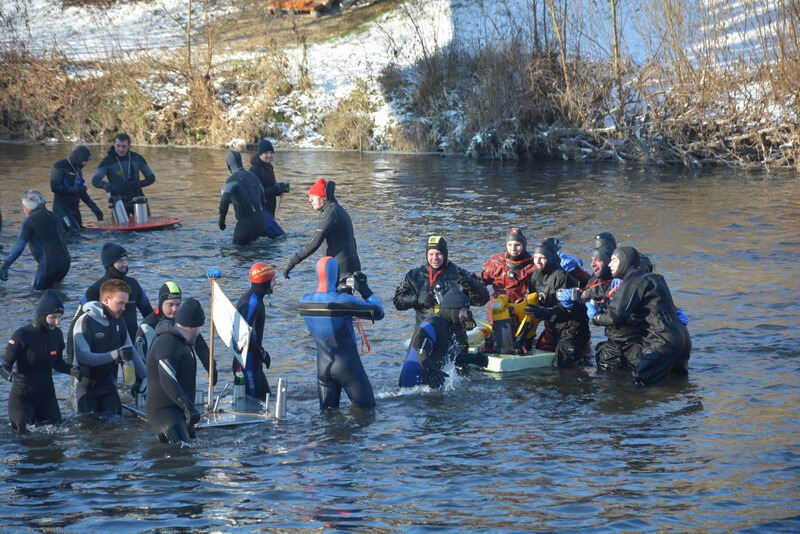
top-left (122, 360), bottom-right (136, 386)
top-left (133, 197), bottom-right (148, 224)
top-left (233, 371), bottom-right (245, 410)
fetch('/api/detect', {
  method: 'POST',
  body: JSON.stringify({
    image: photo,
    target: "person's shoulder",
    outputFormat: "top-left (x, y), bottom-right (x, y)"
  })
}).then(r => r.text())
top-left (130, 150), bottom-right (147, 162)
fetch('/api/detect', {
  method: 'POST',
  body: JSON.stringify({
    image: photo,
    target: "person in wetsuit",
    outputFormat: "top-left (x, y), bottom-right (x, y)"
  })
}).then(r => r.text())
top-left (250, 139), bottom-right (289, 221)
top-left (135, 281), bottom-right (184, 360)
top-left (399, 290), bottom-right (488, 389)
top-left (219, 151), bottom-right (273, 245)
top-left (71, 279), bottom-right (146, 415)
top-left (524, 240), bottom-right (590, 368)
top-left (393, 235), bottom-right (490, 330)
top-left (299, 256), bottom-right (384, 411)
top-left (0, 190), bottom-right (70, 290)
top-left (590, 246), bottom-right (691, 386)
top-left (91, 133), bottom-right (156, 214)
top-left (146, 298), bottom-right (210, 444)
top-left (480, 227), bottom-right (537, 303)
top-left (50, 145), bottom-right (104, 231)
top-left (233, 262), bottom-right (278, 402)
top-left (2, 290), bottom-right (75, 433)
top-left (282, 178), bottom-right (361, 281)
top-left (84, 242), bottom-right (153, 341)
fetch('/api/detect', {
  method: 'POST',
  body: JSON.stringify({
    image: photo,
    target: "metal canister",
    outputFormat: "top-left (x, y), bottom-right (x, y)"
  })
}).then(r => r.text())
top-left (112, 199), bottom-right (128, 224)
top-left (275, 377), bottom-right (287, 419)
top-left (133, 197), bottom-right (148, 224)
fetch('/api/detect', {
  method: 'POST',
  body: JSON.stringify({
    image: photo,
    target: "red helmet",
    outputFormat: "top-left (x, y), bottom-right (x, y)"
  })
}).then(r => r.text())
top-left (249, 262), bottom-right (276, 284)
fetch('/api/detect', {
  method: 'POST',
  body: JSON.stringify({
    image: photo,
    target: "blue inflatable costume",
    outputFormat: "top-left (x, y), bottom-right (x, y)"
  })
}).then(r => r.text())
top-left (299, 256), bottom-right (383, 411)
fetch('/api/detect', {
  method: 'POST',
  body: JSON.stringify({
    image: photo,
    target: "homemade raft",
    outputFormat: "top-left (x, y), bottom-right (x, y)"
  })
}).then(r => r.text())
top-left (83, 196), bottom-right (181, 231)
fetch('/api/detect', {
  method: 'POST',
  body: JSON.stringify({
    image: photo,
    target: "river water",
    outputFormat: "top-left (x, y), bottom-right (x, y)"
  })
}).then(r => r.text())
top-left (0, 143), bottom-right (797, 532)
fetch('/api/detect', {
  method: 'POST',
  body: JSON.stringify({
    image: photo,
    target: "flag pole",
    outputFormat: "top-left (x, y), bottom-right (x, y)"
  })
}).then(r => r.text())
top-left (206, 268), bottom-right (222, 411)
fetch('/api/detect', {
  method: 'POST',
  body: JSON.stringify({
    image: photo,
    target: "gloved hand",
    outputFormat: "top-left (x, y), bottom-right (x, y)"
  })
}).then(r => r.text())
top-left (103, 183), bottom-right (118, 195)
top-left (417, 291), bottom-right (436, 309)
top-left (610, 278), bottom-right (622, 291)
top-left (424, 361), bottom-right (448, 389)
top-left (110, 348), bottom-right (125, 361)
top-left (92, 207), bottom-right (104, 221)
top-left (0, 262), bottom-right (9, 281)
top-left (353, 271), bottom-right (373, 299)
top-left (185, 403), bottom-right (201, 426)
top-left (524, 305), bottom-right (548, 320)
top-left (556, 288), bottom-right (576, 309)
top-left (279, 182), bottom-right (290, 194)
top-left (558, 252), bottom-right (583, 272)
top-left (260, 347), bottom-right (271, 369)
top-left (456, 351), bottom-right (489, 368)
top-left (75, 177), bottom-right (86, 188)
top-left (218, 216), bottom-right (226, 231)
top-left (676, 308), bottom-right (689, 325)
top-left (586, 300), bottom-right (602, 320)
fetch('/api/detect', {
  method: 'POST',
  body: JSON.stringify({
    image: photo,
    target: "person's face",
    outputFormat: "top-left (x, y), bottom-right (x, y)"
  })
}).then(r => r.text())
top-left (609, 255), bottom-right (620, 276)
top-left (259, 151), bottom-right (274, 164)
top-left (590, 255), bottom-right (605, 276)
top-left (103, 291), bottom-right (129, 319)
top-left (506, 241), bottom-right (523, 258)
top-left (309, 194), bottom-right (325, 211)
top-left (114, 139), bottom-right (130, 157)
top-left (427, 249), bottom-right (444, 269)
top-left (533, 253), bottom-right (547, 269)
top-left (161, 298), bottom-right (181, 319)
top-left (113, 256), bottom-right (129, 274)
top-left (458, 308), bottom-right (475, 329)
top-left (45, 313), bottom-right (63, 330)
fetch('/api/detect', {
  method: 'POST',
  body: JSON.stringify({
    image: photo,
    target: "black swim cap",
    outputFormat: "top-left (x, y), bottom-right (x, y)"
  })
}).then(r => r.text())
top-left (68, 146), bottom-right (91, 167)
top-left (439, 290), bottom-right (469, 309)
top-left (158, 281), bottom-right (182, 309)
top-left (506, 227), bottom-right (527, 248)
top-left (175, 297), bottom-right (205, 327)
top-left (426, 235), bottom-right (449, 265)
top-left (101, 242), bottom-right (127, 268)
top-left (34, 290), bottom-right (64, 328)
top-left (258, 139), bottom-right (275, 154)
top-left (593, 232), bottom-right (617, 251)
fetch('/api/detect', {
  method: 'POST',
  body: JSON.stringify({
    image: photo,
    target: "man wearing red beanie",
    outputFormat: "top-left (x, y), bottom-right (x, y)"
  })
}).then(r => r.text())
top-left (282, 178), bottom-right (361, 282)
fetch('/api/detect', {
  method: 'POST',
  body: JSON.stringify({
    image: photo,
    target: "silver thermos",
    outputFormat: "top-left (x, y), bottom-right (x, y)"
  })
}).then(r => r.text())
top-left (112, 199), bottom-right (128, 224)
top-left (133, 196), bottom-right (148, 224)
top-left (275, 378), bottom-right (287, 419)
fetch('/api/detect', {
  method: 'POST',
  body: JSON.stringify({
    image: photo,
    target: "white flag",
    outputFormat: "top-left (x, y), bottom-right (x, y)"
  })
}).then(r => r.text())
top-left (211, 281), bottom-right (250, 366)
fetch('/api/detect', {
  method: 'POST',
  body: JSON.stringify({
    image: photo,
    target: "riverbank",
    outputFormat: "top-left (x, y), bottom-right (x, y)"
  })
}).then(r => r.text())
top-left (0, 0), bottom-right (797, 169)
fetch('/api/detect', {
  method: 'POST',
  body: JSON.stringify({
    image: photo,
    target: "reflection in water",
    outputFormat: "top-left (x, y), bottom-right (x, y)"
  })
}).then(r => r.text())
top-left (0, 144), bottom-right (798, 530)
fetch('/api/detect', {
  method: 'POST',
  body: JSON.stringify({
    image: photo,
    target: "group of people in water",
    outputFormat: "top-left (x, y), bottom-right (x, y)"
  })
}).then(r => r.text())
top-left (0, 135), bottom-right (692, 444)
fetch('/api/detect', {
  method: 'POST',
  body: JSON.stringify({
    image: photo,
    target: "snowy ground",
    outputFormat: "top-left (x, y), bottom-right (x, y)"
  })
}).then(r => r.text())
top-left (0, 0), bottom-right (784, 149)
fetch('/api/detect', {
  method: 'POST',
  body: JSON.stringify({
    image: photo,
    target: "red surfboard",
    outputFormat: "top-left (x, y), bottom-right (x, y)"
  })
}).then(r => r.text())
top-left (84, 216), bottom-right (182, 231)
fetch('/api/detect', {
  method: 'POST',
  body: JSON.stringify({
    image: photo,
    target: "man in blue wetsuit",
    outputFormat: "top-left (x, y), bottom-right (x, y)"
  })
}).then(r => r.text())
top-left (0, 190), bottom-right (70, 290)
top-left (399, 290), bottom-right (487, 389)
top-left (92, 133), bottom-right (156, 215)
top-left (233, 262), bottom-right (278, 402)
top-left (299, 256), bottom-right (384, 411)
top-left (50, 145), bottom-right (104, 231)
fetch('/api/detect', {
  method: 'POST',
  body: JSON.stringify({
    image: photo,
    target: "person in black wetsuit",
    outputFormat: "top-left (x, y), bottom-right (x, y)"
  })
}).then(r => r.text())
top-left (146, 298), bottom-right (211, 444)
top-left (91, 133), bottom-right (156, 215)
top-left (590, 246), bottom-right (691, 386)
top-left (50, 145), bottom-right (104, 231)
top-left (232, 262), bottom-right (278, 402)
top-left (393, 235), bottom-right (490, 330)
top-left (219, 151), bottom-right (274, 245)
top-left (71, 279), bottom-right (146, 415)
top-left (282, 178), bottom-right (361, 281)
top-left (250, 139), bottom-right (290, 218)
top-left (2, 290), bottom-right (75, 432)
top-left (0, 190), bottom-right (70, 290)
top-left (524, 240), bottom-right (590, 368)
top-left (84, 242), bottom-right (153, 341)
top-left (399, 290), bottom-right (487, 389)
top-left (299, 256), bottom-right (384, 411)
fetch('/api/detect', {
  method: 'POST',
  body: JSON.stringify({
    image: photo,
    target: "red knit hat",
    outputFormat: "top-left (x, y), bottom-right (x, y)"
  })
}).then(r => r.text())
top-left (308, 178), bottom-right (327, 198)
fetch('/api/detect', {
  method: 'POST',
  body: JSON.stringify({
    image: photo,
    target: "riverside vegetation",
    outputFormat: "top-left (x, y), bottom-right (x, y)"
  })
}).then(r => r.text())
top-left (0, 0), bottom-right (797, 169)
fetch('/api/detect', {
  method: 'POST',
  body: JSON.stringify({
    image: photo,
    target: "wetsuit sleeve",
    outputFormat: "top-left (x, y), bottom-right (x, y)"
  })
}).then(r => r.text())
top-left (158, 357), bottom-right (194, 409)
top-left (1, 329), bottom-right (23, 380)
top-left (291, 204), bottom-right (336, 265)
top-left (51, 339), bottom-right (72, 375)
top-left (134, 283), bottom-right (153, 318)
top-left (78, 187), bottom-right (102, 213)
top-left (136, 155), bottom-right (156, 187)
top-left (393, 272), bottom-right (419, 310)
top-left (219, 180), bottom-right (234, 217)
top-left (338, 293), bottom-right (384, 321)
top-left (91, 163), bottom-right (110, 189)
top-left (50, 165), bottom-right (77, 194)
top-left (193, 335), bottom-right (218, 385)
top-left (72, 313), bottom-right (115, 367)
top-left (457, 268), bottom-right (490, 307)
top-left (413, 322), bottom-right (436, 365)
top-left (2, 219), bottom-right (34, 267)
